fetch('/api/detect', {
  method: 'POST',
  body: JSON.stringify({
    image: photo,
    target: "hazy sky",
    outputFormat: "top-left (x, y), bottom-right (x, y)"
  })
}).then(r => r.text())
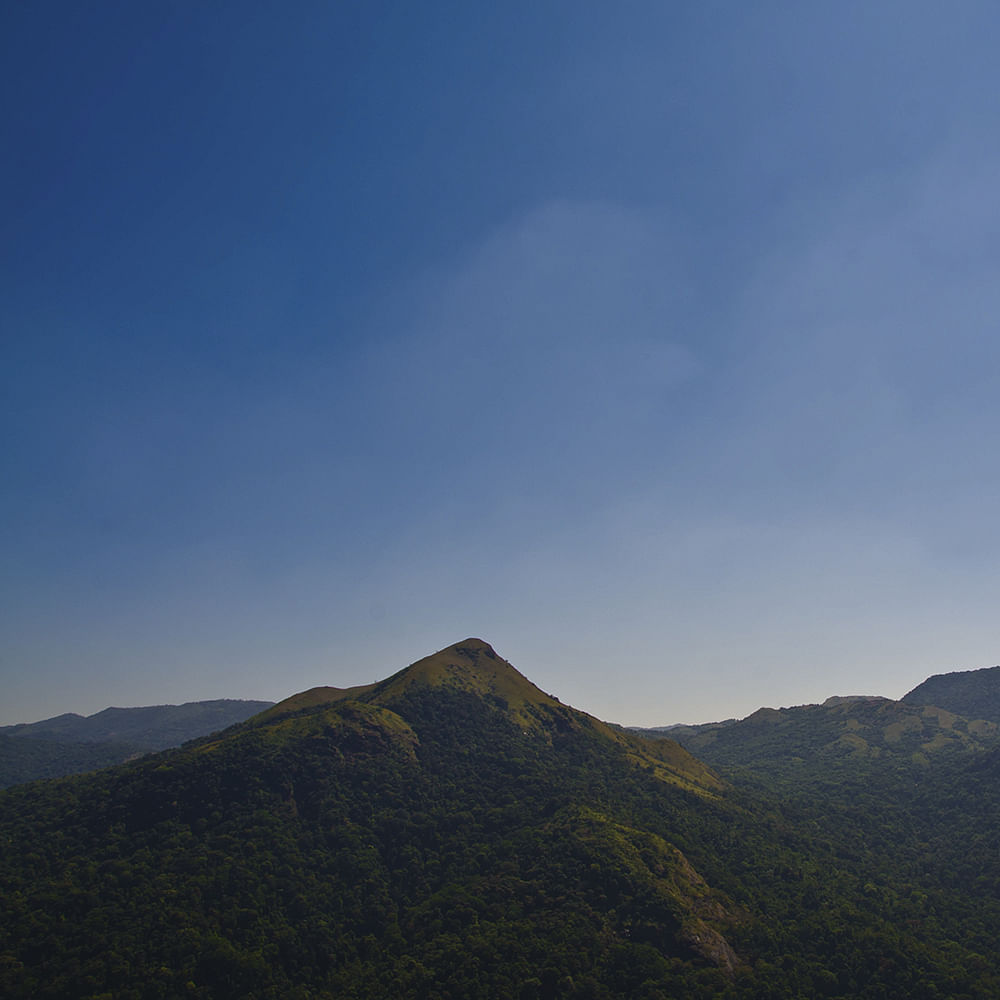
top-left (4, 2), bottom-right (1000, 727)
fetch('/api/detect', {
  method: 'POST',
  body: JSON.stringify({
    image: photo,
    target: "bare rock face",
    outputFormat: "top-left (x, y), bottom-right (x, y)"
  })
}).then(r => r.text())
top-left (682, 923), bottom-right (742, 975)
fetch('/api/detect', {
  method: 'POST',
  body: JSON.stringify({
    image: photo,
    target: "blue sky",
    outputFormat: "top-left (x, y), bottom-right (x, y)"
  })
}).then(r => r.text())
top-left (3, 2), bottom-right (1000, 726)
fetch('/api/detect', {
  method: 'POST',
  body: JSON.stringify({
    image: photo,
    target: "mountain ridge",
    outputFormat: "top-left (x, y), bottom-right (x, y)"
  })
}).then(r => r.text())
top-left (4, 639), bottom-right (1000, 997)
top-left (1, 698), bottom-right (275, 747)
top-left (0, 639), bottom-right (752, 997)
top-left (652, 694), bottom-right (999, 780)
top-left (249, 639), bottom-right (722, 798)
top-left (902, 663), bottom-right (1000, 722)
top-left (634, 663), bottom-right (1000, 778)
top-left (0, 698), bottom-right (275, 789)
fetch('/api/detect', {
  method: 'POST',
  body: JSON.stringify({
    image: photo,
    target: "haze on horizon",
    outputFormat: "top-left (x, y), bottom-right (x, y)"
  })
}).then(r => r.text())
top-left (4, 2), bottom-right (1000, 729)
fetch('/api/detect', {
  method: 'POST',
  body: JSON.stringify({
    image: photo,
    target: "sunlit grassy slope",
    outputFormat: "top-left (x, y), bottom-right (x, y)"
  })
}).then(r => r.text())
top-left (258, 638), bottom-right (721, 796)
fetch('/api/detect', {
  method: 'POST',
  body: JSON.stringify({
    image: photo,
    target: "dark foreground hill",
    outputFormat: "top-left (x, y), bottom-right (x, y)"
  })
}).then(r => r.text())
top-left (0, 699), bottom-right (274, 788)
top-left (2, 640), bottom-right (1000, 998)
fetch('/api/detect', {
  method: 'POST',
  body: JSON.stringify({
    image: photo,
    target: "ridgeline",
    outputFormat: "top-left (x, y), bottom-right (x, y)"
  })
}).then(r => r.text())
top-left (3, 641), bottom-right (1000, 998)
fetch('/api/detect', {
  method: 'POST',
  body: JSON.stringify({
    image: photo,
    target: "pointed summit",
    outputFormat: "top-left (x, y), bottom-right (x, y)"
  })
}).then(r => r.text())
top-left (254, 639), bottom-right (721, 796)
top-left (259, 639), bottom-right (556, 725)
top-left (373, 638), bottom-right (561, 714)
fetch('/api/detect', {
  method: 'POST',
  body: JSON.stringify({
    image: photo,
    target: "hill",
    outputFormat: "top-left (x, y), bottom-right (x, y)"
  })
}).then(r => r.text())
top-left (1, 699), bottom-right (276, 749)
top-left (660, 694), bottom-right (999, 781)
top-left (253, 639), bottom-right (721, 796)
top-left (902, 663), bottom-right (1000, 722)
top-left (640, 681), bottom-right (1000, 999)
top-left (0, 699), bottom-right (274, 788)
top-left (2, 640), bottom-right (1000, 998)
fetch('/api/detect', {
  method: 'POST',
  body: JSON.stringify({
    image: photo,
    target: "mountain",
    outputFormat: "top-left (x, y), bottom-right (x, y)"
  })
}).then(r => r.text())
top-left (659, 694), bottom-right (999, 781)
top-left (902, 663), bottom-right (1000, 722)
top-left (639, 675), bottom-right (1000, 997)
top-left (0, 699), bottom-right (274, 788)
top-left (252, 639), bottom-right (721, 796)
top-left (2, 640), bottom-right (1000, 998)
top-left (1, 698), bottom-right (276, 749)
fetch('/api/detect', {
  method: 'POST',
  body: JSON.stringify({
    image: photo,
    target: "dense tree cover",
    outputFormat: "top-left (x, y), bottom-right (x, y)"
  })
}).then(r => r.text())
top-left (0, 732), bottom-right (143, 789)
top-left (670, 697), bottom-right (1000, 1000)
top-left (0, 700), bottom-right (275, 788)
top-left (902, 665), bottom-right (1000, 723)
top-left (3, 644), bottom-right (1000, 998)
top-left (668, 696), bottom-right (997, 781)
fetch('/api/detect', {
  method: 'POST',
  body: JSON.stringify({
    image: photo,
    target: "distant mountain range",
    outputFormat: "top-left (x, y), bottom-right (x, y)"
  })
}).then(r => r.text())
top-left (4, 641), bottom-right (1000, 997)
top-left (634, 663), bottom-right (1000, 782)
top-left (0, 699), bottom-right (273, 788)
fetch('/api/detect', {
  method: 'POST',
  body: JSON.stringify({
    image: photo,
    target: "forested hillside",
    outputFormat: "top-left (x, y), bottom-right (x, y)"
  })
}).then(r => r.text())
top-left (664, 694), bottom-right (998, 780)
top-left (2, 642), bottom-right (999, 998)
top-left (0, 732), bottom-right (144, 790)
top-left (902, 664), bottom-right (1000, 722)
top-left (0, 700), bottom-right (274, 788)
top-left (660, 674), bottom-right (1000, 1000)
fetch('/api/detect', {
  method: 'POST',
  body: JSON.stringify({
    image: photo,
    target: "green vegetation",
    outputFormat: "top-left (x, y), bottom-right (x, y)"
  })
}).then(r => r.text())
top-left (3, 641), bottom-right (1000, 997)
top-left (1, 700), bottom-right (276, 750)
top-left (667, 695), bottom-right (998, 781)
top-left (1, 700), bottom-right (274, 788)
top-left (0, 732), bottom-right (144, 789)
top-left (902, 664), bottom-right (1000, 722)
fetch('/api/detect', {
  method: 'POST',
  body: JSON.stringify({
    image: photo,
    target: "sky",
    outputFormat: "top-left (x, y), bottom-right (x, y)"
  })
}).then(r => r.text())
top-left (3, 1), bottom-right (1000, 727)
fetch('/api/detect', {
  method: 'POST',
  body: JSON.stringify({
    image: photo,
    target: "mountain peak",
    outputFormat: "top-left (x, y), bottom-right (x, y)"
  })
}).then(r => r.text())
top-left (449, 637), bottom-right (499, 657)
top-left (377, 639), bottom-right (559, 713)
top-left (260, 639), bottom-right (554, 726)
